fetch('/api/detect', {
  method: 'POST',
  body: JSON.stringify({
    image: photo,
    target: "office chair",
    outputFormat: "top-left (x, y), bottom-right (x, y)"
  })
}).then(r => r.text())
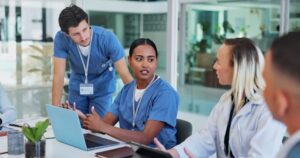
top-left (175, 119), bottom-right (193, 145)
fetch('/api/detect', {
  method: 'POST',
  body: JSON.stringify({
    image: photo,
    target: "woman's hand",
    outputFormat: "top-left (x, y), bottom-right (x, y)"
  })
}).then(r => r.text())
top-left (154, 138), bottom-right (195, 158)
top-left (183, 147), bottom-right (196, 158)
top-left (62, 101), bottom-right (86, 120)
top-left (154, 137), bottom-right (167, 151)
top-left (83, 106), bottom-right (107, 133)
top-left (154, 138), bottom-right (180, 158)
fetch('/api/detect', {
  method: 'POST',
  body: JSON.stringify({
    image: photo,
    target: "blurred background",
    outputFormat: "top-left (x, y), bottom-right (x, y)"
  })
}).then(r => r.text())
top-left (0, 0), bottom-right (299, 125)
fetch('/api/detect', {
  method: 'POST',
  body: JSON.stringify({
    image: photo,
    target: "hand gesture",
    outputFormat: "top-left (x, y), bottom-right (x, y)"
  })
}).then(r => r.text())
top-left (62, 101), bottom-right (86, 120)
top-left (154, 137), bottom-right (179, 157)
top-left (183, 147), bottom-right (196, 158)
top-left (154, 137), bottom-right (195, 158)
top-left (83, 106), bottom-right (106, 133)
top-left (154, 137), bottom-right (167, 151)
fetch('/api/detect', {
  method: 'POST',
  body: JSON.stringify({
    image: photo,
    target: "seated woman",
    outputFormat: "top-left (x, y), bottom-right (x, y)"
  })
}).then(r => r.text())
top-left (0, 84), bottom-right (17, 126)
top-left (82, 38), bottom-right (179, 149)
top-left (155, 38), bottom-right (286, 157)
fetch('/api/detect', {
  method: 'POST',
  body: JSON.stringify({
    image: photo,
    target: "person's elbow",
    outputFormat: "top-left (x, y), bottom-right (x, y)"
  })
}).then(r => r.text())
top-left (9, 109), bottom-right (17, 123)
top-left (1, 109), bottom-right (17, 124)
top-left (11, 110), bottom-right (17, 122)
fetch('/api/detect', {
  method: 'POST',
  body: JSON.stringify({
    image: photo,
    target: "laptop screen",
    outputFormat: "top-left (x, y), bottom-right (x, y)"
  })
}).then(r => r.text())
top-left (46, 104), bottom-right (119, 150)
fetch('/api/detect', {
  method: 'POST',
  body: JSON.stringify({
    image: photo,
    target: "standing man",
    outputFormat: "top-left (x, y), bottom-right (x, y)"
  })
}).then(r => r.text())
top-left (52, 4), bottom-right (133, 117)
top-left (263, 31), bottom-right (300, 158)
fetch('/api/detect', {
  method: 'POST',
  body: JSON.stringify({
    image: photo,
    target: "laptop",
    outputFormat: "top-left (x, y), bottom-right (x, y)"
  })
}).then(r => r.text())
top-left (46, 104), bottom-right (119, 151)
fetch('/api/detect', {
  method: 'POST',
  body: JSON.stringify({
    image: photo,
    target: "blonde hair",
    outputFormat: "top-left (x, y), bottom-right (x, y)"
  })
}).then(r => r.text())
top-left (224, 38), bottom-right (265, 112)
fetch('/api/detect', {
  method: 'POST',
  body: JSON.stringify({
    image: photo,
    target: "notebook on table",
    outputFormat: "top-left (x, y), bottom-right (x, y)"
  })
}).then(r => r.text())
top-left (95, 146), bottom-right (134, 158)
top-left (129, 141), bottom-right (172, 158)
top-left (46, 104), bottom-right (119, 151)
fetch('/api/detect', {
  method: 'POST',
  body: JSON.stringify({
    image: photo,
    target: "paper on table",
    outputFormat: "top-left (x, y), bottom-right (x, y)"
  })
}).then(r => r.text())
top-left (0, 136), bottom-right (8, 154)
top-left (10, 116), bottom-right (47, 127)
top-left (44, 126), bottom-right (55, 139)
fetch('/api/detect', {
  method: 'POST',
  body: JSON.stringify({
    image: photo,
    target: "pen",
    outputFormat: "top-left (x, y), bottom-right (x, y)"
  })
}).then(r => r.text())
top-left (0, 151), bottom-right (8, 155)
top-left (9, 124), bottom-right (23, 128)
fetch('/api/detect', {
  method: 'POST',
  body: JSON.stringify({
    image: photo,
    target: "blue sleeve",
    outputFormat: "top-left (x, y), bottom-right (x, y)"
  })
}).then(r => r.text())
top-left (103, 31), bottom-right (124, 63)
top-left (109, 89), bottom-right (123, 117)
top-left (148, 90), bottom-right (179, 127)
top-left (53, 31), bottom-right (68, 59)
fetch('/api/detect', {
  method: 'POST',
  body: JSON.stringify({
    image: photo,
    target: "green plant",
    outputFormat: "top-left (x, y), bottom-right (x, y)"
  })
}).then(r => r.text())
top-left (213, 20), bottom-right (235, 44)
top-left (27, 44), bottom-right (52, 82)
top-left (22, 119), bottom-right (49, 143)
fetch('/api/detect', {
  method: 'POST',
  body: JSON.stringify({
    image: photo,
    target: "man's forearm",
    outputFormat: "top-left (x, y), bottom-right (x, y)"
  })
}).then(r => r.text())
top-left (52, 79), bottom-right (64, 106)
top-left (114, 58), bottom-right (133, 84)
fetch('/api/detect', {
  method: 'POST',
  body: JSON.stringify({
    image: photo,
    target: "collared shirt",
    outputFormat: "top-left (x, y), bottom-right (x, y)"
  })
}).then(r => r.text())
top-left (109, 77), bottom-right (179, 149)
top-left (174, 91), bottom-right (286, 158)
top-left (277, 130), bottom-right (300, 158)
top-left (0, 85), bottom-right (17, 125)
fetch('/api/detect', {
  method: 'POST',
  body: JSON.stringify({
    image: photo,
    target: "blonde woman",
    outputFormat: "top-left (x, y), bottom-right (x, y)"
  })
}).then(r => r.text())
top-left (156, 38), bottom-right (286, 158)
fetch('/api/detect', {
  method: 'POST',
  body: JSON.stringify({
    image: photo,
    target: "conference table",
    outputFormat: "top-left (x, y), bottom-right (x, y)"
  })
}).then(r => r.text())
top-left (0, 118), bottom-right (167, 158)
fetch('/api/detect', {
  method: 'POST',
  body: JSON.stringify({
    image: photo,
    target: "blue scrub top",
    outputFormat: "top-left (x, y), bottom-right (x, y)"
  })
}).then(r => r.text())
top-left (110, 77), bottom-right (179, 149)
top-left (53, 26), bottom-right (124, 116)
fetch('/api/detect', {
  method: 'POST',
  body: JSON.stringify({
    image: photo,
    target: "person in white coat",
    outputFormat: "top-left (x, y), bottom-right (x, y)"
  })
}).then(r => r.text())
top-left (155, 38), bottom-right (286, 158)
top-left (0, 84), bottom-right (17, 126)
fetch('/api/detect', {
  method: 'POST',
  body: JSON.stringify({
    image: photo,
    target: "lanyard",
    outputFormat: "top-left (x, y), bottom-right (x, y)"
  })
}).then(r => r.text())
top-left (224, 102), bottom-right (235, 158)
top-left (131, 75), bottom-right (157, 129)
top-left (224, 96), bottom-right (249, 158)
top-left (77, 30), bottom-right (93, 84)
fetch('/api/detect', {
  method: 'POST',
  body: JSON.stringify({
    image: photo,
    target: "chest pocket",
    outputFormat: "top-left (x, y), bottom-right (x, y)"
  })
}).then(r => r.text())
top-left (97, 59), bottom-right (113, 74)
top-left (90, 46), bottom-right (112, 74)
top-left (139, 87), bottom-right (159, 127)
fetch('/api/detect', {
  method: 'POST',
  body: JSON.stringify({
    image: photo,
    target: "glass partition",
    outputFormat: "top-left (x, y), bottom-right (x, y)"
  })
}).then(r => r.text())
top-left (0, 0), bottom-right (295, 119)
top-left (178, 1), bottom-right (281, 115)
top-left (87, 11), bottom-right (168, 77)
top-left (0, 0), bottom-right (66, 118)
top-left (289, 1), bottom-right (300, 32)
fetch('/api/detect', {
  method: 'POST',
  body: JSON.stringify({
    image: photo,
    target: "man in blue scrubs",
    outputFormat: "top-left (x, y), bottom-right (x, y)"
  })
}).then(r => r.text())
top-left (52, 4), bottom-right (133, 117)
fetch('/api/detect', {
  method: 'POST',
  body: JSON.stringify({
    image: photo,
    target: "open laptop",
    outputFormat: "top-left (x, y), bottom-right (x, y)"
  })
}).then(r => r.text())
top-left (46, 104), bottom-right (119, 151)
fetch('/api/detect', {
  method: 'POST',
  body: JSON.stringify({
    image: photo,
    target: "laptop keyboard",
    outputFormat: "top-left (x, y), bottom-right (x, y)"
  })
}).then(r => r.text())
top-left (84, 133), bottom-right (119, 148)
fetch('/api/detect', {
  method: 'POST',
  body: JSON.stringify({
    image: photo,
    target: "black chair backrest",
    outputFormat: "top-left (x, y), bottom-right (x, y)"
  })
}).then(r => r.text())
top-left (175, 119), bottom-right (192, 145)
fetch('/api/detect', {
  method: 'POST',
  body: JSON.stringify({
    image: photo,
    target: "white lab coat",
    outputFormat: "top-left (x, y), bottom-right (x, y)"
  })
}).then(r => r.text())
top-left (276, 130), bottom-right (300, 158)
top-left (174, 91), bottom-right (286, 158)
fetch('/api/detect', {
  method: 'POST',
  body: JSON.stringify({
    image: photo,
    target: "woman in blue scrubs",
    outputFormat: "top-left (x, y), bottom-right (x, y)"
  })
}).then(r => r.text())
top-left (82, 38), bottom-right (179, 149)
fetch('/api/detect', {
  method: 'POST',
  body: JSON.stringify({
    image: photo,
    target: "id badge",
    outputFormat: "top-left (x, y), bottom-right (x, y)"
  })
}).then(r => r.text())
top-left (80, 83), bottom-right (94, 95)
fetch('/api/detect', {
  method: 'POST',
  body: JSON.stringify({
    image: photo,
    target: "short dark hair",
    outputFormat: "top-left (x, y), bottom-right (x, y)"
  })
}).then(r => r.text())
top-left (58, 4), bottom-right (88, 34)
top-left (270, 31), bottom-right (300, 82)
top-left (129, 38), bottom-right (158, 58)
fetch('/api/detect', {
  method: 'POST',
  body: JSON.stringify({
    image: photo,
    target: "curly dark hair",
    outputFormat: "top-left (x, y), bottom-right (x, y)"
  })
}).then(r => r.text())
top-left (58, 4), bottom-right (88, 34)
